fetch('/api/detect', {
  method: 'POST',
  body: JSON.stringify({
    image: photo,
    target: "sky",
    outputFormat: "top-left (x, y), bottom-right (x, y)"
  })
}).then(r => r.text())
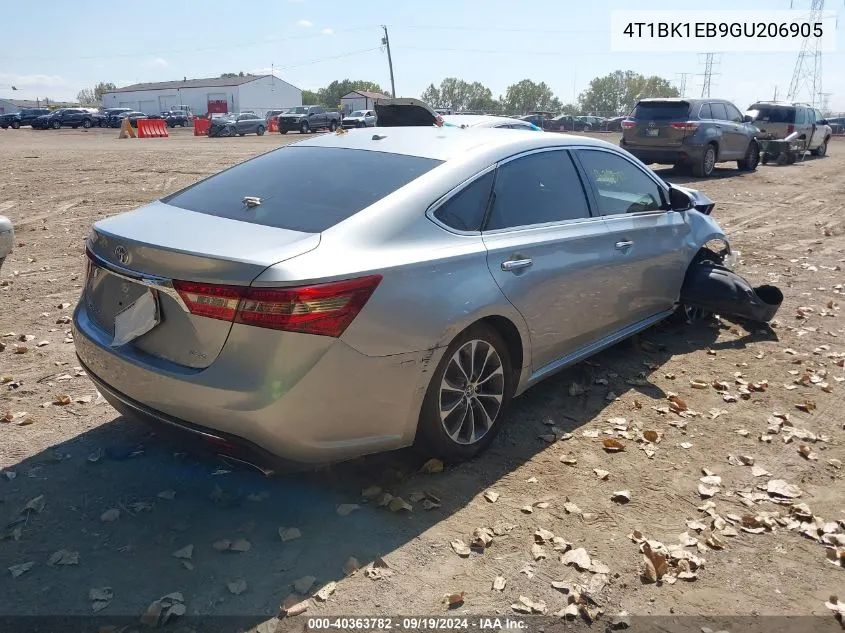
top-left (1, 0), bottom-right (843, 112)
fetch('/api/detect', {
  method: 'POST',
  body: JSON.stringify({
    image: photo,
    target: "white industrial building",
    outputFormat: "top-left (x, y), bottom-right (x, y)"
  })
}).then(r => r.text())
top-left (101, 75), bottom-right (302, 117)
top-left (339, 90), bottom-right (391, 114)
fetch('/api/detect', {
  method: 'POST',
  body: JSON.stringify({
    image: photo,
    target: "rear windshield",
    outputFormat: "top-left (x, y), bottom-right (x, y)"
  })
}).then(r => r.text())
top-left (747, 104), bottom-right (795, 123)
top-left (633, 102), bottom-right (690, 120)
top-left (163, 146), bottom-right (442, 233)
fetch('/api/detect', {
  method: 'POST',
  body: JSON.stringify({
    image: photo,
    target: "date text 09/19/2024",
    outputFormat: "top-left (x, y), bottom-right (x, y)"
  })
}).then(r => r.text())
top-left (306, 617), bottom-right (528, 630)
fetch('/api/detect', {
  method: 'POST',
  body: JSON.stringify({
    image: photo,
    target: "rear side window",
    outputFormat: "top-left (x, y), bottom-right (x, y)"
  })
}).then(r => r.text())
top-left (433, 171), bottom-right (494, 231)
top-left (748, 104), bottom-right (795, 123)
top-left (485, 150), bottom-right (591, 230)
top-left (163, 147), bottom-right (441, 233)
top-left (633, 102), bottom-right (690, 120)
top-left (698, 103), bottom-right (712, 119)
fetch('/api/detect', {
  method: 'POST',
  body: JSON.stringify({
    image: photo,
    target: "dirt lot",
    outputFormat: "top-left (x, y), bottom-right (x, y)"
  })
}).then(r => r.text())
top-left (1, 127), bottom-right (844, 631)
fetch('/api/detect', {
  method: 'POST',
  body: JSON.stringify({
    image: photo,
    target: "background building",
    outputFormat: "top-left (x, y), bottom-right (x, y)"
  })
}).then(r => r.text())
top-left (339, 90), bottom-right (391, 114)
top-left (0, 98), bottom-right (78, 113)
top-left (101, 75), bottom-right (302, 116)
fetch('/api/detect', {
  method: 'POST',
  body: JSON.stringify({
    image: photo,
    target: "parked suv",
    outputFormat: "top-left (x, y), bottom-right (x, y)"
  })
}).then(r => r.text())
top-left (47, 108), bottom-right (104, 129)
top-left (621, 98), bottom-right (760, 177)
top-left (0, 107), bottom-right (50, 129)
top-left (745, 101), bottom-right (832, 157)
top-left (163, 111), bottom-right (191, 127)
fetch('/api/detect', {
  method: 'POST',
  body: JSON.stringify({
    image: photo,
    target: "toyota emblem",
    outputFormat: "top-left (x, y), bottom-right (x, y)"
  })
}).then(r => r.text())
top-left (114, 245), bottom-right (130, 265)
top-left (648, 121), bottom-right (656, 127)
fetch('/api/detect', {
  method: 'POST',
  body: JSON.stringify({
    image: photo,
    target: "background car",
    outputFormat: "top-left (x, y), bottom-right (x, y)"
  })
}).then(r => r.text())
top-left (604, 115), bottom-right (628, 132)
top-left (341, 110), bottom-right (376, 128)
top-left (442, 114), bottom-right (541, 131)
top-left (45, 108), bottom-right (104, 129)
top-left (163, 111), bottom-right (191, 127)
top-left (111, 111), bottom-right (151, 128)
top-left (264, 109), bottom-right (287, 122)
top-left (207, 112), bottom-right (266, 137)
top-left (549, 115), bottom-right (592, 132)
top-left (75, 113), bottom-right (732, 467)
top-left (745, 101), bottom-right (832, 157)
top-left (620, 98), bottom-right (760, 177)
top-left (0, 215), bottom-right (12, 270)
top-left (0, 107), bottom-right (50, 129)
top-left (278, 105), bottom-right (341, 134)
top-left (103, 108), bottom-right (134, 127)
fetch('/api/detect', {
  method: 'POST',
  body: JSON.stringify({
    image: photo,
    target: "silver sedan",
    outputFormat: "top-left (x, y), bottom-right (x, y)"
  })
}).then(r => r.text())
top-left (74, 126), bottom-right (731, 466)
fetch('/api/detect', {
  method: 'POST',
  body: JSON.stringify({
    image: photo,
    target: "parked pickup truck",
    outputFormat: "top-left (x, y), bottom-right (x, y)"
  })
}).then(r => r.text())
top-left (277, 106), bottom-right (340, 134)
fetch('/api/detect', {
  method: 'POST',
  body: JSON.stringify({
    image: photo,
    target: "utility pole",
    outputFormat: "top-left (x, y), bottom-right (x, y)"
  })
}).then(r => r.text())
top-left (773, 86), bottom-right (779, 101)
top-left (675, 73), bottom-right (692, 97)
top-left (381, 25), bottom-right (396, 98)
top-left (700, 53), bottom-right (715, 98)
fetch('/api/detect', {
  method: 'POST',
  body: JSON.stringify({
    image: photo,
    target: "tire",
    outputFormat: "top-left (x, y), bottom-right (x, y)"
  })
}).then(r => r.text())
top-left (357, 121), bottom-right (365, 128)
top-left (0, 125), bottom-right (6, 129)
top-left (329, 120), bottom-right (337, 132)
top-left (238, 132), bottom-right (245, 136)
top-left (256, 126), bottom-right (265, 136)
top-left (761, 152), bottom-right (770, 165)
top-left (692, 144), bottom-right (717, 177)
top-left (670, 248), bottom-right (726, 325)
top-left (279, 129), bottom-right (288, 134)
top-left (300, 121), bottom-right (310, 134)
top-left (82, 119), bottom-right (92, 129)
top-left (11, 121), bottom-right (20, 129)
top-left (811, 138), bottom-right (828, 157)
top-left (737, 141), bottom-right (759, 171)
top-left (415, 323), bottom-right (513, 462)
top-left (51, 120), bottom-right (61, 130)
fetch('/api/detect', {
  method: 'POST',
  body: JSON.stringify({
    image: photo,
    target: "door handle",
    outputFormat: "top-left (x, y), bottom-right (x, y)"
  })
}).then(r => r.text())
top-left (615, 240), bottom-right (634, 251)
top-left (501, 258), bottom-right (533, 272)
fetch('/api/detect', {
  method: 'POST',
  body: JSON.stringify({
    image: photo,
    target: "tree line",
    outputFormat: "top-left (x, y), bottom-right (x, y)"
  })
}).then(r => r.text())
top-left (74, 70), bottom-right (679, 116)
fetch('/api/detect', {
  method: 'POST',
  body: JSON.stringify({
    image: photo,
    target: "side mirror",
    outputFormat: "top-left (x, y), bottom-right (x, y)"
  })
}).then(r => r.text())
top-left (742, 114), bottom-right (753, 123)
top-left (668, 186), bottom-right (694, 212)
top-left (818, 119), bottom-right (828, 125)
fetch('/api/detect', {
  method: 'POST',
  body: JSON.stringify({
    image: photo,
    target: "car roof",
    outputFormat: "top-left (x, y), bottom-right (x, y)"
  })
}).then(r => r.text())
top-left (293, 125), bottom-right (615, 161)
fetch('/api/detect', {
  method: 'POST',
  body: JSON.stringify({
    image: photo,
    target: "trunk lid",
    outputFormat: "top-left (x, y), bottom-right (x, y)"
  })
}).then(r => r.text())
top-left (374, 98), bottom-right (443, 127)
top-left (625, 100), bottom-right (692, 147)
top-left (85, 201), bottom-right (319, 368)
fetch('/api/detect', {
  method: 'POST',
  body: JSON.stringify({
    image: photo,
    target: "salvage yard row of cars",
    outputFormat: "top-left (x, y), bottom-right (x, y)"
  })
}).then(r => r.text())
top-left (0, 107), bottom-right (194, 129)
top-left (68, 98), bottom-right (784, 471)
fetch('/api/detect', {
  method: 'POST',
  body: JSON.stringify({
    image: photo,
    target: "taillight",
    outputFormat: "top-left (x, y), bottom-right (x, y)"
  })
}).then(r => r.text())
top-left (670, 121), bottom-right (700, 132)
top-left (174, 275), bottom-right (382, 338)
top-left (787, 124), bottom-right (795, 134)
top-left (173, 281), bottom-right (244, 321)
top-left (621, 120), bottom-right (635, 129)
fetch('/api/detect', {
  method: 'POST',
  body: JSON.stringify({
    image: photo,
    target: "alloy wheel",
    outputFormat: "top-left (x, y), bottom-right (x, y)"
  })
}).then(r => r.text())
top-left (439, 339), bottom-right (505, 445)
top-left (703, 148), bottom-right (715, 175)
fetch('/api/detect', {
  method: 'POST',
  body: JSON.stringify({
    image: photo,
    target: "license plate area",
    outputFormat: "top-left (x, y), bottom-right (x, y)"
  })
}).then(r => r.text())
top-left (645, 128), bottom-right (660, 137)
top-left (85, 263), bottom-right (155, 337)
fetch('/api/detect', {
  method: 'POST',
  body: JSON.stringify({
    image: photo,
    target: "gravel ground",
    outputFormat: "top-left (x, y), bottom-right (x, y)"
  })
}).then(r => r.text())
top-left (1, 127), bottom-right (844, 631)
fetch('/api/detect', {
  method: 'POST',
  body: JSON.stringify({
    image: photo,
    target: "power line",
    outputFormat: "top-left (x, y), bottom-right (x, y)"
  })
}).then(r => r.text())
top-left (273, 47), bottom-right (381, 71)
top-left (395, 24), bottom-right (608, 34)
top-left (395, 45), bottom-right (619, 56)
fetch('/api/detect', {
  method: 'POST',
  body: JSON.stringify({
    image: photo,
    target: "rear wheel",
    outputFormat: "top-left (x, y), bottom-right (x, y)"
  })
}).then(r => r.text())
top-left (279, 129), bottom-right (287, 134)
top-left (329, 120), bottom-right (337, 132)
top-left (737, 141), bottom-right (759, 171)
top-left (11, 121), bottom-right (20, 129)
top-left (82, 119), bottom-right (92, 129)
top-left (416, 324), bottom-right (512, 462)
top-left (256, 126), bottom-right (265, 136)
top-left (811, 138), bottom-right (828, 157)
top-left (51, 120), bottom-right (61, 129)
top-left (692, 144), bottom-right (716, 177)
top-left (300, 121), bottom-right (310, 134)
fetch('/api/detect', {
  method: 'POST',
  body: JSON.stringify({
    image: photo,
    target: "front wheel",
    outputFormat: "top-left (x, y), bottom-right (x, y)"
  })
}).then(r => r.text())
top-left (415, 324), bottom-right (513, 462)
top-left (51, 121), bottom-right (61, 129)
top-left (737, 141), bottom-right (759, 171)
top-left (82, 119), bottom-right (92, 129)
top-left (329, 120), bottom-right (337, 132)
top-left (11, 121), bottom-right (20, 129)
top-left (692, 144), bottom-right (716, 177)
top-left (300, 121), bottom-right (310, 134)
top-left (279, 129), bottom-right (288, 134)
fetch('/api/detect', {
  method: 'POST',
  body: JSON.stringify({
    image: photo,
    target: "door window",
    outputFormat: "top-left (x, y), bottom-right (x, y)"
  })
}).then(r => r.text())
top-left (794, 107), bottom-right (806, 124)
top-left (576, 149), bottom-right (664, 216)
top-left (724, 103), bottom-right (743, 122)
top-left (698, 103), bottom-right (712, 119)
top-left (485, 150), bottom-right (591, 230)
top-left (709, 102), bottom-right (728, 121)
top-left (433, 171), bottom-right (495, 231)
